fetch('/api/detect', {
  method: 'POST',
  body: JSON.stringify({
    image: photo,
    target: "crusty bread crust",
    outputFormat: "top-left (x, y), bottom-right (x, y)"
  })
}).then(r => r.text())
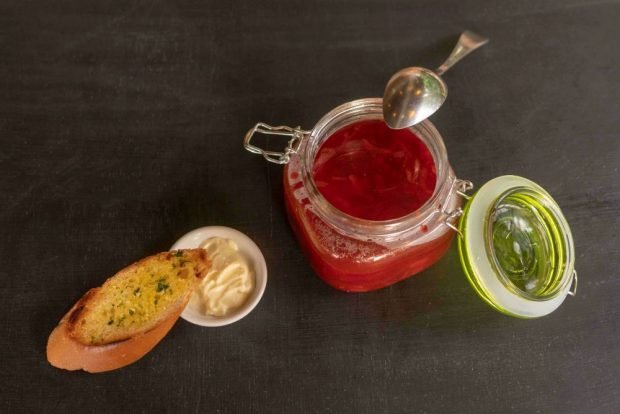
top-left (46, 249), bottom-right (210, 372)
top-left (47, 300), bottom-right (184, 373)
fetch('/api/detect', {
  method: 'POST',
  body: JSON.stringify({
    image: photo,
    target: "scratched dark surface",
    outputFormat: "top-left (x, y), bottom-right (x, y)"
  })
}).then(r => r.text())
top-left (1, 0), bottom-right (619, 413)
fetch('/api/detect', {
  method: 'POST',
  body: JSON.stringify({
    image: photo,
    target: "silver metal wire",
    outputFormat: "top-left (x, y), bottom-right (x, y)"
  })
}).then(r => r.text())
top-left (443, 179), bottom-right (474, 238)
top-left (567, 270), bottom-right (578, 296)
top-left (243, 123), bottom-right (310, 164)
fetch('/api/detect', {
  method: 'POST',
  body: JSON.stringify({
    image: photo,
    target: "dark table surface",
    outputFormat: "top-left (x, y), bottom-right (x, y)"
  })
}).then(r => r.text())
top-left (2, 0), bottom-right (619, 412)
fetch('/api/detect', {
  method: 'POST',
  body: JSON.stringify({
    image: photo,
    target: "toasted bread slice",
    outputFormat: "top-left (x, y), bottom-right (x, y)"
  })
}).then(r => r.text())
top-left (67, 249), bottom-right (209, 346)
top-left (47, 249), bottom-right (210, 372)
top-left (46, 297), bottom-right (184, 373)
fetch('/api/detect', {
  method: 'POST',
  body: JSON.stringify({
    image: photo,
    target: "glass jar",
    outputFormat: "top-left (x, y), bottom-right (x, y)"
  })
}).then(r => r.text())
top-left (244, 98), bottom-right (578, 317)
top-left (245, 98), bottom-right (468, 292)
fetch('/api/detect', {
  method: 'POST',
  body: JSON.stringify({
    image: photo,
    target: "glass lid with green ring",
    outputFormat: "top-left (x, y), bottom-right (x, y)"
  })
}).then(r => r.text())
top-left (455, 175), bottom-right (578, 318)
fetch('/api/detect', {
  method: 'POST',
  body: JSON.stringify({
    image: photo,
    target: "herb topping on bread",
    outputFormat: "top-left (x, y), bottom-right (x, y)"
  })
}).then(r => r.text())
top-left (66, 249), bottom-right (209, 346)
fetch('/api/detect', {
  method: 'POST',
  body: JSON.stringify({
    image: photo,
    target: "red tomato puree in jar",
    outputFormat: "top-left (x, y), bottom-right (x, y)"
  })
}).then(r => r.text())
top-left (312, 120), bottom-right (436, 221)
top-left (283, 119), bottom-right (455, 292)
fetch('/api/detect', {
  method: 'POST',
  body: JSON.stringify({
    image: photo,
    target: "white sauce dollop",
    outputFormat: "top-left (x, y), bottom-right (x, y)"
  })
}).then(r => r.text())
top-left (189, 237), bottom-right (255, 317)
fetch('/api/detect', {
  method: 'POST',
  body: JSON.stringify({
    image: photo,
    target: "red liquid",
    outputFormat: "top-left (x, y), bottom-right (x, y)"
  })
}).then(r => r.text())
top-left (283, 119), bottom-right (457, 292)
top-left (312, 120), bottom-right (437, 220)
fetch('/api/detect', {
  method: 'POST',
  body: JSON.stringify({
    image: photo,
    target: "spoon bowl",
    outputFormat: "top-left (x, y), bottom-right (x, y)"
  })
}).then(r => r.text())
top-left (383, 67), bottom-right (448, 129)
top-left (383, 30), bottom-right (488, 129)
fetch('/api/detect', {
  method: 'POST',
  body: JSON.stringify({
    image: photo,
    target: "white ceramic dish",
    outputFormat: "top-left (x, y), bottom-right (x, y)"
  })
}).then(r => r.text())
top-left (171, 226), bottom-right (267, 327)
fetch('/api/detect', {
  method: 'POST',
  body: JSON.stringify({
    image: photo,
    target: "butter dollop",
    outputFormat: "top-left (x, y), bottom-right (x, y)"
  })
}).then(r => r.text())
top-left (189, 237), bottom-right (255, 317)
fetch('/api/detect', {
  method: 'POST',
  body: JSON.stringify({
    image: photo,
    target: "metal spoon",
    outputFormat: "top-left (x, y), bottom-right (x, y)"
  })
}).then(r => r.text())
top-left (382, 30), bottom-right (489, 129)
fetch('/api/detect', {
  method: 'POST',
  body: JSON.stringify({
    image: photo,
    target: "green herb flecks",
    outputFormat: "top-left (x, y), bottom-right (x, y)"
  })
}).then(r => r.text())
top-left (156, 278), bottom-right (170, 293)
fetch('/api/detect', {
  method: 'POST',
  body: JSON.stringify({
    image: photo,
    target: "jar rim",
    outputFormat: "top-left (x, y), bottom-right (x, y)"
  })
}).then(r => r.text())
top-left (299, 97), bottom-right (455, 239)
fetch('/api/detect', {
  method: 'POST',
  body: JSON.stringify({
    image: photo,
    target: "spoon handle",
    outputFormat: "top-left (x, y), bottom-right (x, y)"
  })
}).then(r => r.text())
top-left (435, 30), bottom-right (489, 76)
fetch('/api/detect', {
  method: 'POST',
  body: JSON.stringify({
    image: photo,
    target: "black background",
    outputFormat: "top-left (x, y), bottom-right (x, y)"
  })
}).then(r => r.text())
top-left (1, 1), bottom-right (619, 413)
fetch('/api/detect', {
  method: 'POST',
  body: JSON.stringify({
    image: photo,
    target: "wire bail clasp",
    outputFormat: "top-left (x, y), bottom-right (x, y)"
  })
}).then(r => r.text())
top-left (567, 270), bottom-right (578, 296)
top-left (456, 179), bottom-right (474, 200)
top-left (244, 123), bottom-right (310, 165)
top-left (443, 179), bottom-right (474, 238)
